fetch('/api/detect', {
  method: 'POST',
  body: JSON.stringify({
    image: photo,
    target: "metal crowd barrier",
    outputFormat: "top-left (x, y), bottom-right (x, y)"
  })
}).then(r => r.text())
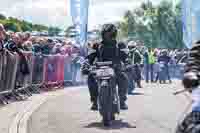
top-left (0, 50), bottom-right (19, 103)
top-left (0, 51), bottom-right (76, 104)
top-left (43, 55), bottom-right (64, 91)
top-left (31, 54), bottom-right (45, 93)
top-left (64, 56), bottom-right (73, 86)
top-left (15, 52), bottom-right (34, 97)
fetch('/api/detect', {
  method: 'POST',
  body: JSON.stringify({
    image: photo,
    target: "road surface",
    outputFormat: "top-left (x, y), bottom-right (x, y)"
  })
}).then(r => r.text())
top-left (28, 81), bottom-right (191, 133)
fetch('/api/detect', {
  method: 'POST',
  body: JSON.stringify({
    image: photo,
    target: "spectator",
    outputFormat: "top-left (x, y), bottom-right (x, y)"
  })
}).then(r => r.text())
top-left (60, 47), bottom-right (67, 55)
top-left (158, 50), bottom-right (172, 83)
top-left (23, 32), bottom-right (31, 42)
top-left (32, 44), bottom-right (42, 54)
top-left (148, 49), bottom-right (156, 83)
top-left (143, 48), bottom-right (149, 83)
top-left (23, 41), bottom-right (33, 51)
top-left (128, 41), bottom-right (142, 88)
top-left (41, 39), bottom-right (54, 55)
top-left (0, 24), bottom-right (6, 51)
top-left (51, 43), bottom-right (62, 54)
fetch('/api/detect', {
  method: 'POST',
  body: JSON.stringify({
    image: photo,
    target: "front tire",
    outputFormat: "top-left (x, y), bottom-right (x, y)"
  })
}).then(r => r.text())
top-left (99, 85), bottom-right (112, 127)
top-left (103, 116), bottom-right (111, 127)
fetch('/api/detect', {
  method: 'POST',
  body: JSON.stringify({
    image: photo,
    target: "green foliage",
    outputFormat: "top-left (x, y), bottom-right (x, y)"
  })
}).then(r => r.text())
top-left (119, 1), bottom-right (184, 49)
top-left (65, 26), bottom-right (76, 37)
top-left (0, 13), bottom-right (6, 20)
top-left (48, 27), bottom-right (62, 36)
top-left (0, 14), bottom-right (49, 32)
top-left (4, 21), bottom-right (21, 32)
top-left (32, 24), bottom-right (48, 32)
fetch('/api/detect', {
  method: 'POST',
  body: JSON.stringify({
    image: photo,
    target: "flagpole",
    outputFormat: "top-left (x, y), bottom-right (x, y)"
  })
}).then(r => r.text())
top-left (70, 0), bottom-right (89, 56)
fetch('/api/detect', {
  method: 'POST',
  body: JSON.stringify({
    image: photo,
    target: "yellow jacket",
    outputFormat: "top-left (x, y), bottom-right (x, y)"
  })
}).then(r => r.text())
top-left (149, 51), bottom-right (155, 64)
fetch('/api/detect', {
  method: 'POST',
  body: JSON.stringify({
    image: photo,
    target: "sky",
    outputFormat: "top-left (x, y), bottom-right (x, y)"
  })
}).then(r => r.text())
top-left (0, 0), bottom-right (175, 30)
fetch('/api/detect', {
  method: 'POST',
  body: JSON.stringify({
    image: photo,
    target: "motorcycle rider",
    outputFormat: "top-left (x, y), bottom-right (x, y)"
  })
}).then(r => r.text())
top-left (128, 41), bottom-right (142, 89)
top-left (176, 40), bottom-right (200, 133)
top-left (82, 24), bottom-right (129, 111)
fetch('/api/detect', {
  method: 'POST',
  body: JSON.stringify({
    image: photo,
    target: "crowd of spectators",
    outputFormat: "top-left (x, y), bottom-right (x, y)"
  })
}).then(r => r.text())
top-left (127, 41), bottom-right (188, 93)
top-left (0, 22), bottom-right (189, 87)
top-left (0, 23), bottom-right (84, 84)
top-left (0, 24), bottom-right (81, 56)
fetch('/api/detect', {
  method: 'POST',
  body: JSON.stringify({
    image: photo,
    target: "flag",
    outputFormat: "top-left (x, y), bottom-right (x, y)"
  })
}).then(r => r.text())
top-left (182, 0), bottom-right (200, 49)
top-left (70, 0), bottom-right (89, 47)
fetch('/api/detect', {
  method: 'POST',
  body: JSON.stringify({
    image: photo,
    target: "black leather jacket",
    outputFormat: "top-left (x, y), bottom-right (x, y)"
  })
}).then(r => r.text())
top-left (86, 40), bottom-right (128, 70)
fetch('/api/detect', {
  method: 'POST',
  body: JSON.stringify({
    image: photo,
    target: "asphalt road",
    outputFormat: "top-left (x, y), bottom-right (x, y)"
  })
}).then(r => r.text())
top-left (28, 81), bottom-right (191, 133)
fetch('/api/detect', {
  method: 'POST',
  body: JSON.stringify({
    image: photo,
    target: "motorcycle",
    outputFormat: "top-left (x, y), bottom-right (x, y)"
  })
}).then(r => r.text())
top-left (89, 61), bottom-right (120, 127)
top-left (174, 86), bottom-right (200, 133)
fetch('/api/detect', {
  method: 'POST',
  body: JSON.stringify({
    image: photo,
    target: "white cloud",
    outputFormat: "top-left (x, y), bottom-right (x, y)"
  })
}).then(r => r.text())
top-left (0, 0), bottom-right (172, 30)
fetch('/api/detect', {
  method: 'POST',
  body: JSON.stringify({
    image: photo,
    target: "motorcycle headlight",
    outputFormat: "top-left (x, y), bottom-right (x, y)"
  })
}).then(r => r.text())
top-left (96, 68), bottom-right (114, 77)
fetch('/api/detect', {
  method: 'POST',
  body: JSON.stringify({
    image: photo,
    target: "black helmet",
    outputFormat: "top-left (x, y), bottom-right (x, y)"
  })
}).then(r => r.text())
top-left (101, 24), bottom-right (118, 40)
top-left (118, 42), bottom-right (127, 49)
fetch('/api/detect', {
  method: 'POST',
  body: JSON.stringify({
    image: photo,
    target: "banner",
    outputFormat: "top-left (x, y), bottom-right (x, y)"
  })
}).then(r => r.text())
top-left (70, 0), bottom-right (89, 47)
top-left (182, 0), bottom-right (200, 49)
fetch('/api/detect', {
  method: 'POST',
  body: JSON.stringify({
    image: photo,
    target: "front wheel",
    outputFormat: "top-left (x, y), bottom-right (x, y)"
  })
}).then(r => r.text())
top-left (102, 113), bottom-right (115, 127)
top-left (99, 84), bottom-right (113, 127)
top-left (103, 115), bottom-right (111, 127)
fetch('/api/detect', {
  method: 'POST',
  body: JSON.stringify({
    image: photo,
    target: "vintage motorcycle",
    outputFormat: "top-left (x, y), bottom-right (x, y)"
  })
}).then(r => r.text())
top-left (89, 61), bottom-right (120, 126)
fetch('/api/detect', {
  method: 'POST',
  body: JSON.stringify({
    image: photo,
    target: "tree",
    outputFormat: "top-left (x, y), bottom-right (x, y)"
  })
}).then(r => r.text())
top-left (32, 24), bottom-right (48, 31)
top-left (0, 14), bottom-right (6, 20)
top-left (0, 13), bottom-right (64, 35)
top-left (0, 13), bottom-right (50, 32)
top-left (48, 27), bottom-right (62, 36)
top-left (119, 1), bottom-right (184, 49)
top-left (65, 26), bottom-right (76, 37)
top-left (20, 21), bottom-right (32, 31)
top-left (4, 21), bottom-right (21, 32)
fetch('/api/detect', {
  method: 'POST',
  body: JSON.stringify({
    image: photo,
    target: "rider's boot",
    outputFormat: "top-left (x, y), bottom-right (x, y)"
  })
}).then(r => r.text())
top-left (137, 80), bottom-right (142, 88)
top-left (91, 102), bottom-right (98, 111)
top-left (120, 101), bottom-right (128, 110)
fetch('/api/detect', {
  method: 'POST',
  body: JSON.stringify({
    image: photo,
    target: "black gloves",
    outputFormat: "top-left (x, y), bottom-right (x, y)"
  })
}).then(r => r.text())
top-left (81, 60), bottom-right (90, 75)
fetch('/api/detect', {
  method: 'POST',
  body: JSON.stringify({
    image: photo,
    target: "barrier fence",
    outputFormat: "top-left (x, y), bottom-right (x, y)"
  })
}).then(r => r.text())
top-left (0, 50), bottom-right (81, 104)
top-left (0, 49), bottom-right (185, 104)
